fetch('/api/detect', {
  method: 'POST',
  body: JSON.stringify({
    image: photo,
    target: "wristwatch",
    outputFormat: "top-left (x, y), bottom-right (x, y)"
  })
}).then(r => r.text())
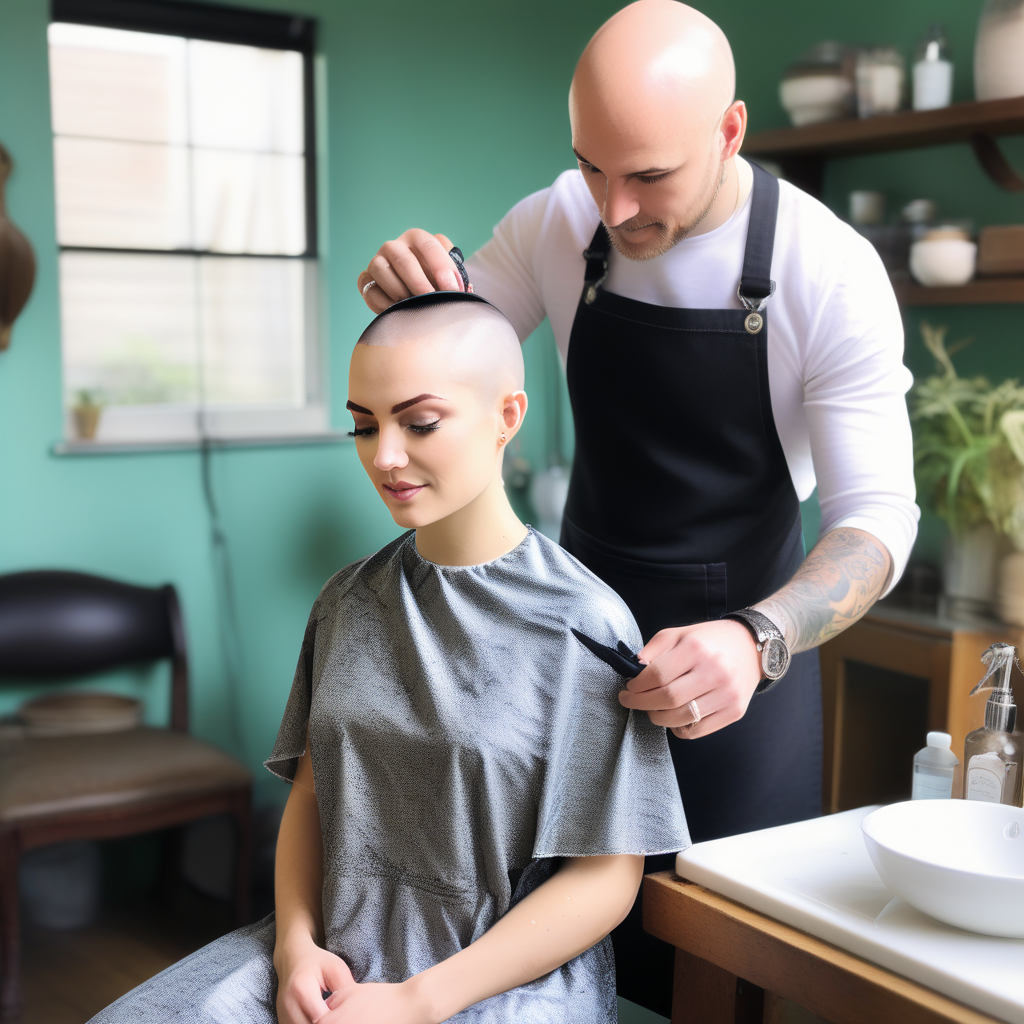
top-left (722, 608), bottom-right (791, 693)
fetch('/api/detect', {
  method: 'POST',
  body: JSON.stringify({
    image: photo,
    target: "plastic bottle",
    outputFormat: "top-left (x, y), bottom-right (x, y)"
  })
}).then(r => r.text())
top-left (911, 731), bottom-right (959, 799)
top-left (963, 643), bottom-right (1023, 806)
top-left (913, 24), bottom-right (953, 111)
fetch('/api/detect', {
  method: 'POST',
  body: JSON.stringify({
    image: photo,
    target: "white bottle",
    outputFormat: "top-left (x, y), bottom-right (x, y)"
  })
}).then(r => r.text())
top-left (913, 27), bottom-right (953, 111)
top-left (911, 731), bottom-right (959, 799)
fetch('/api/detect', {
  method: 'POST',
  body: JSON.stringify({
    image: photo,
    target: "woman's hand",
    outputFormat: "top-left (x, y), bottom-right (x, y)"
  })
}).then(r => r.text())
top-left (275, 933), bottom-right (355, 1024)
top-left (320, 978), bottom-right (433, 1024)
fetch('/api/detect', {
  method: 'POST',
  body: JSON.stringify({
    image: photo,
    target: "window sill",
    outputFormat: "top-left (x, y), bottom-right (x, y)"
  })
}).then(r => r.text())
top-left (53, 432), bottom-right (351, 456)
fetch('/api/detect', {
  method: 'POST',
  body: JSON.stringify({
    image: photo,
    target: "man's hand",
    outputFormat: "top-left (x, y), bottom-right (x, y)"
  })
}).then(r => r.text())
top-left (320, 978), bottom-right (433, 1024)
top-left (619, 620), bottom-right (762, 739)
top-left (356, 229), bottom-right (464, 314)
top-left (275, 934), bottom-right (356, 1024)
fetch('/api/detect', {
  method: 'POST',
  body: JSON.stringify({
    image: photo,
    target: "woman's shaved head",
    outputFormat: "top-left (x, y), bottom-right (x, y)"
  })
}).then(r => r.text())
top-left (357, 294), bottom-right (524, 395)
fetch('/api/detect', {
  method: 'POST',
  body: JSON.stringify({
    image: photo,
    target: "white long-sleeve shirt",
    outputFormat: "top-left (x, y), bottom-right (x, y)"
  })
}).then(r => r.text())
top-left (466, 168), bottom-right (919, 589)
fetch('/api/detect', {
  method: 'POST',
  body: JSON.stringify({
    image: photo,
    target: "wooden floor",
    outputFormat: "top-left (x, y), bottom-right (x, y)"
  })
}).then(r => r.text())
top-left (17, 891), bottom-right (236, 1024)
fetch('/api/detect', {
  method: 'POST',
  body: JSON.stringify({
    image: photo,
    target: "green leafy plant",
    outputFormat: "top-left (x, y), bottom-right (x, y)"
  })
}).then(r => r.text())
top-left (73, 388), bottom-right (105, 409)
top-left (911, 322), bottom-right (1024, 546)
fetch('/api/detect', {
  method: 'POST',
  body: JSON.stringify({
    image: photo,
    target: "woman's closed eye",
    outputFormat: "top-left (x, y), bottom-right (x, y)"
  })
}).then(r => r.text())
top-left (347, 420), bottom-right (441, 438)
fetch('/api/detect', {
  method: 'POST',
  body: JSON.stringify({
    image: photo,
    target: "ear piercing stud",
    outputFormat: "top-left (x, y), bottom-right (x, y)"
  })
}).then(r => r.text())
top-left (500, 433), bottom-right (507, 444)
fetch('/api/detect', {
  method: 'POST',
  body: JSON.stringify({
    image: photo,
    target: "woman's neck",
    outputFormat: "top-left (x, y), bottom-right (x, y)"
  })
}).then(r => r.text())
top-left (415, 475), bottom-right (528, 567)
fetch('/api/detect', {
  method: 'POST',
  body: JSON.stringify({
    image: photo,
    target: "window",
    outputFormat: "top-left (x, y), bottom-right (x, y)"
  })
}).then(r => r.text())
top-left (48, 0), bottom-right (323, 445)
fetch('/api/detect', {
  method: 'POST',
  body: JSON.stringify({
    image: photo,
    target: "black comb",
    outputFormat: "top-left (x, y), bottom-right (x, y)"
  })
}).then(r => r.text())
top-left (448, 246), bottom-right (470, 290)
top-left (571, 628), bottom-right (644, 679)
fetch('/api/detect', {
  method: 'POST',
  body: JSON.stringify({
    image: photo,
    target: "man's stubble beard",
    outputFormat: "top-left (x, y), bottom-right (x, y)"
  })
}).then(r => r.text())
top-left (605, 157), bottom-right (727, 262)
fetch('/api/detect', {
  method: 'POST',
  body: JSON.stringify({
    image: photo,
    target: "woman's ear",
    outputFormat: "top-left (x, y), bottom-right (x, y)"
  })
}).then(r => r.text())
top-left (501, 391), bottom-right (528, 442)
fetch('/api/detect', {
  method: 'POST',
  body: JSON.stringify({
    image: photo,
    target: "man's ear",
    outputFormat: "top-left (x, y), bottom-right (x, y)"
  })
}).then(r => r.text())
top-left (720, 100), bottom-right (747, 161)
top-left (501, 391), bottom-right (528, 440)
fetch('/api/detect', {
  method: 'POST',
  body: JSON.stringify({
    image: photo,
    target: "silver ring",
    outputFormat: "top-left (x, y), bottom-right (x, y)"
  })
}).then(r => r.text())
top-left (687, 699), bottom-right (701, 726)
top-left (362, 280), bottom-right (378, 296)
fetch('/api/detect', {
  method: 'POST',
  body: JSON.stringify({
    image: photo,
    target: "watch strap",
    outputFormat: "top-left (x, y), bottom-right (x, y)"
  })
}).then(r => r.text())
top-left (722, 608), bottom-right (789, 694)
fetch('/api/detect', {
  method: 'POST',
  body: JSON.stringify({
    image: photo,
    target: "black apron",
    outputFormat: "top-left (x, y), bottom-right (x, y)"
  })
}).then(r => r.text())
top-left (559, 165), bottom-right (823, 1016)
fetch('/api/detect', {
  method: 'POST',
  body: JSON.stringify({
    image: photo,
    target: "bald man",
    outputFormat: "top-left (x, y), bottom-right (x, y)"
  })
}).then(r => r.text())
top-left (357, 2), bottom-right (917, 1013)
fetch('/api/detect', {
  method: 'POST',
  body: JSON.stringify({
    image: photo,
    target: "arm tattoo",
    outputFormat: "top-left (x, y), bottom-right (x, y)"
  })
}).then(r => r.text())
top-left (753, 528), bottom-right (892, 654)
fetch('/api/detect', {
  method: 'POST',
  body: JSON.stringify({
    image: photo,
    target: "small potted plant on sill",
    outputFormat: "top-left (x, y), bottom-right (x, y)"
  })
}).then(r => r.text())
top-left (71, 389), bottom-right (104, 441)
top-left (911, 322), bottom-right (1024, 619)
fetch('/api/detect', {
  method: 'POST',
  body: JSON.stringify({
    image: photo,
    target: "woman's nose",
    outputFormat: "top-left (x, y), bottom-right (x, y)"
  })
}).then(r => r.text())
top-left (373, 428), bottom-right (409, 471)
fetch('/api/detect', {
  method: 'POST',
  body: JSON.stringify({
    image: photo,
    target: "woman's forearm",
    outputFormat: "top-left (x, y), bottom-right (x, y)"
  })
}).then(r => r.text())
top-left (273, 744), bottom-right (325, 960)
top-left (406, 854), bottom-right (643, 1024)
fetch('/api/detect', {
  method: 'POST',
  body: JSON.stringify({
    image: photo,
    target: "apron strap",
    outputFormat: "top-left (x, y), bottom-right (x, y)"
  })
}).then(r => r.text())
top-left (737, 163), bottom-right (779, 310)
top-left (582, 223), bottom-right (610, 303)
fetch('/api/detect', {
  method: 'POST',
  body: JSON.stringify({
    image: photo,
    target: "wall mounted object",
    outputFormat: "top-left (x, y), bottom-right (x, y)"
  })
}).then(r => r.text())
top-left (0, 143), bottom-right (36, 352)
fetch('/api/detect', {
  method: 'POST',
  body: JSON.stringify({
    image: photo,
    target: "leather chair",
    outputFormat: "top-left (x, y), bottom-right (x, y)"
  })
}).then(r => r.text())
top-left (0, 571), bottom-right (253, 1020)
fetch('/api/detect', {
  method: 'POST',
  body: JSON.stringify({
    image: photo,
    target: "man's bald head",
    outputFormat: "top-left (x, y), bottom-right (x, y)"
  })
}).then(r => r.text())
top-left (568, 2), bottom-right (744, 261)
top-left (356, 296), bottom-right (524, 397)
top-left (572, 2), bottom-right (735, 136)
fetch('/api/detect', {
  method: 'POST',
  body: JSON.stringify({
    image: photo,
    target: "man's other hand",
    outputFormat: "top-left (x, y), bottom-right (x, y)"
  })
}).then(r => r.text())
top-left (357, 230), bottom-right (465, 313)
top-left (619, 620), bottom-right (762, 738)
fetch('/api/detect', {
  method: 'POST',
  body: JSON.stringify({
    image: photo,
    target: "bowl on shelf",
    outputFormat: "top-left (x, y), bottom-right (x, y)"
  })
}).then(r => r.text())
top-left (779, 41), bottom-right (855, 127)
top-left (861, 800), bottom-right (1024, 938)
top-left (909, 229), bottom-right (977, 287)
top-left (780, 74), bottom-right (853, 127)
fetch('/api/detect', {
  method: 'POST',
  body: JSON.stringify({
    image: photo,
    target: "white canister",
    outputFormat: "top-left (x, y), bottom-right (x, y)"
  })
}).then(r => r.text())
top-left (975, 0), bottom-right (1024, 101)
top-left (913, 58), bottom-right (953, 110)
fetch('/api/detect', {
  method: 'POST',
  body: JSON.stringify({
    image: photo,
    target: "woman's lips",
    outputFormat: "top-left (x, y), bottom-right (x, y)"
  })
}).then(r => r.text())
top-left (382, 481), bottom-right (426, 502)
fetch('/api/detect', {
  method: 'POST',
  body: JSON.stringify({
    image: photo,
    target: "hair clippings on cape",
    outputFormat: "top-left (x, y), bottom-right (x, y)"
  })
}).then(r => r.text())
top-left (571, 627), bottom-right (644, 679)
top-left (448, 246), bottom-right (470, 290)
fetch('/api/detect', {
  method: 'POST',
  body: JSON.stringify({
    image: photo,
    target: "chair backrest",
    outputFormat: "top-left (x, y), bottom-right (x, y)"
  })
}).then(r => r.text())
top-left (0, 570), bottom-right (189, 731)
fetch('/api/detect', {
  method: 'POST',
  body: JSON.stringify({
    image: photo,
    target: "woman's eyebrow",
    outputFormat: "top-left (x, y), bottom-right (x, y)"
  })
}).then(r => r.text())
top-left (391, 393), bottom-right (446, 414)
top-left (346, 400), bottom-right (372, 414)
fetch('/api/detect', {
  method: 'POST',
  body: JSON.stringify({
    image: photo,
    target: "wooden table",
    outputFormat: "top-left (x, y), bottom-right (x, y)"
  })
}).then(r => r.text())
top-left (642, 872), bottom-right (1004, 1024)
top-left (819, 604), bottom-right (1023, 813)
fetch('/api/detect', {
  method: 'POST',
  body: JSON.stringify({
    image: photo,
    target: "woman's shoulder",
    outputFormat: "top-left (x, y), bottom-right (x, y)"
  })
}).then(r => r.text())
top-left (521, 529), bottom-right (643, 653)
top-left (311, 531), bottom-right (415, 615)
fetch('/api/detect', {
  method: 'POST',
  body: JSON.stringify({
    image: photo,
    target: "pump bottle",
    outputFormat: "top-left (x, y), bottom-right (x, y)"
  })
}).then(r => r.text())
top-left (963, 643), bottom-right (1023, 806)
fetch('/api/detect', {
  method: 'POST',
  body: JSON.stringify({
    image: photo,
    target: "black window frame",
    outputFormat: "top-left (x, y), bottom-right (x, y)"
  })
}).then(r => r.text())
top-left (49, 0), bottom-right (318, 259)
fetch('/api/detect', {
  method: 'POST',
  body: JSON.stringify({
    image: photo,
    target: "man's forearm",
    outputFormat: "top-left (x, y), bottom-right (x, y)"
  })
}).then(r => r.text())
top-left (754, 527), bottom-right (892, 654)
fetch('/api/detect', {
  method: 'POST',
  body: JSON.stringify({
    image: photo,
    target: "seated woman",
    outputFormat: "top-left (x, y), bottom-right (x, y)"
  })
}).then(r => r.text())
top-left (89, 292), bottom-right (689, 1024)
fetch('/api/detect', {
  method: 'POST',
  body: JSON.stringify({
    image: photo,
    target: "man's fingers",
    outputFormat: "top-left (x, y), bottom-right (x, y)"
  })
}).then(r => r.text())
top-left (627, 633), bottom-right (698, 695)
top-left (670, 707), bottom-right (732, 740)
top-left (414, 232), bottom-right (463, 291)
top-left (369, 251), bottom-right (418, 299)
top-left (638, 626), bottom-right (688, 666)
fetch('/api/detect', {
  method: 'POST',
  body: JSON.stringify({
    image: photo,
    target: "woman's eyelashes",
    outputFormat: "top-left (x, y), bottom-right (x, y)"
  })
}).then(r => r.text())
top-left (347, 419), bottom-right (441, 438)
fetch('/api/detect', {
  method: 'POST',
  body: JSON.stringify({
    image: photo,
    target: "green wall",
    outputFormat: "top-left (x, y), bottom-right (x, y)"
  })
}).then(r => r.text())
top-left (2, 0), bottom-right (1022, 800)
top-left (0, 0), bottom-right (618, 802)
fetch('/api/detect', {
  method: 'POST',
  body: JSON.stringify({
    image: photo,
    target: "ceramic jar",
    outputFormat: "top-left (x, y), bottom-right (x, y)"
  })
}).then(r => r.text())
top-left (779, 42), bottom-right (856, 127)
top-left (975, 0), bottom-right (1024, 101)
top-left (0, 143), bottom-right (37, 351)
top-left (910, 228), bottom-right (977, 287)
top-left (943, 524), bottom-right (997, 618)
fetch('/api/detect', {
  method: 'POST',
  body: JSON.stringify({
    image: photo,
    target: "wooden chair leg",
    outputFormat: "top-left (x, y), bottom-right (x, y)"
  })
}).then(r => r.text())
top-left (671, 947), bottom-right (763, 1024)
top-left (159, 826), bottom-right (184, 910)
top-left (230, 789), bottom-right (253, 927)
top-left (0, 832), bottom-right (22, 1021)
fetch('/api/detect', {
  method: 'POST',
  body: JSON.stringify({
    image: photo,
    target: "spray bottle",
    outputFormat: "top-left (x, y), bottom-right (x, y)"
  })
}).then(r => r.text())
top-left (963, 643), bottom-right (1023, 806)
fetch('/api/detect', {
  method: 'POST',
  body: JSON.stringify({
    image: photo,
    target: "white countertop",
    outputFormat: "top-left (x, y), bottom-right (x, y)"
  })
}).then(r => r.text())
top-left (676, 807), bottom-right (1024, 1024)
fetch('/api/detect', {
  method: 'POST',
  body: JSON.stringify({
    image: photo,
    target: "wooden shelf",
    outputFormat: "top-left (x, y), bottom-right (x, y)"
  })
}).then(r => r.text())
top-left (743, 96), bottom-right (1024, 160)
top-left (892, 277), bottom-right (1024, 305)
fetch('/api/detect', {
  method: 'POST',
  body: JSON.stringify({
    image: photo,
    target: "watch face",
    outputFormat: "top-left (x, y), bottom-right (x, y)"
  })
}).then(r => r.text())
top-left (761, 637), bottom-right (791, 680)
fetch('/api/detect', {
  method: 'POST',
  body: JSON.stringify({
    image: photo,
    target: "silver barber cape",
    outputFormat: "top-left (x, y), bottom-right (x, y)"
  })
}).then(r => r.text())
top-left (90, 527), bottom-right (689, 1023)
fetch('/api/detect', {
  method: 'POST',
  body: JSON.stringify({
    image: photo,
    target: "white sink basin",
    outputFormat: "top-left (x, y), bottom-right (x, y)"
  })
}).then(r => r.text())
top-left (861, 800), bottom-right (1024, 938)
